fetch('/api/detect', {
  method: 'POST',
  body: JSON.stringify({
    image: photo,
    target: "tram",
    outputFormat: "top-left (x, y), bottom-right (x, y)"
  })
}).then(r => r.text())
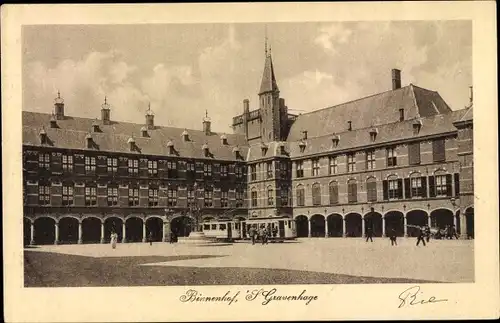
top-left (202, 219), bottom-right (241, 241)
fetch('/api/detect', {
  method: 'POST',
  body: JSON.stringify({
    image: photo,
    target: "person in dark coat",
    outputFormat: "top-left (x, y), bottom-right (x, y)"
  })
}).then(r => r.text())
top-left (425, 225), bottom-right (431, 242)
top-left (249, 226), bottom-right (257, 245)
top-left (389, 227), bottom-right (397, 246)
top-left (365, 226), bottom-right (374, 242)
top-left (416, 226), bottom-right (426, 246)
top-left (272, 226), bottom-right (278, 238)
top-left (148, 231), bottom-right (153, 246)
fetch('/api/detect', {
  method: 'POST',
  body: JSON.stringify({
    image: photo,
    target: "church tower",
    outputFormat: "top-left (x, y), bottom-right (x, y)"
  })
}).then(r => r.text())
top-left (259, 41), bottom-right (282, 142)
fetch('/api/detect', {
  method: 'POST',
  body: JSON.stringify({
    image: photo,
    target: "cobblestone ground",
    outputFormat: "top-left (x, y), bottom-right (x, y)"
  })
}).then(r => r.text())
top-left (26, 237), bottom-right (474, 284)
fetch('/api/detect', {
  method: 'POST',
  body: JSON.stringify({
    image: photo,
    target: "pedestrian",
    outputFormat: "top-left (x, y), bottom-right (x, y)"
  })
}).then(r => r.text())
top-left (389, 227), bottom-right (397, 246)
top-left (451, 225), bottom-right (459, 239)
top-left (425, 225), bottom-right (431, 242)
top-left (416, 226), bottom-right (426, 246)
top-left (259, 225), bottom-right (266, 245)
top-left (110, 230), bottom-right (118, 249)
top-left (272, 226), bottom-right (278, 238)
top-left (249, 226), bottom-right (256, 245)
top-left (148, 231), bottom-right (153, 246)
top-left (365, 226), bottom-right (374, 242)
top-left (264, 227), bottom-right (269, 244)
top-left (169, 230), bottom-right (175, 244)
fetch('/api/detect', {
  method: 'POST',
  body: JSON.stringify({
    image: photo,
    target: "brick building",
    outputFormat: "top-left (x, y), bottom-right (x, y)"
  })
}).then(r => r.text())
top-left (23, 47), bottom-right (474, 245)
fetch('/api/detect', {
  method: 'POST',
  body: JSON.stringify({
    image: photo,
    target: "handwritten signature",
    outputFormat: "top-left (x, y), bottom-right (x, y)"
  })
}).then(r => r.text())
top-left (398, 286), bottom-right (448, 308)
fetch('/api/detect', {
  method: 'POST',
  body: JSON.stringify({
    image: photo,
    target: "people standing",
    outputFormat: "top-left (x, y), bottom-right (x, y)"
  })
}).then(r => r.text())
top-left (249, 226), bottom-right (256, 245)
top-left (389, 227), bottom-right (397, 246)
top-left (110, 230), bottom-right (118, 249)
top-left (365, 226), bottom-right (374, 242)
top-left (416, 226), bottom-right (426, 246)
top-left (148, 231), bottom-right (153, 246)
top-left (425, 225), bottom-right (431, 243)
top-left (259, 226), bottom-right (266, 245)
top-left (272, 226), bottom-right (278, 239)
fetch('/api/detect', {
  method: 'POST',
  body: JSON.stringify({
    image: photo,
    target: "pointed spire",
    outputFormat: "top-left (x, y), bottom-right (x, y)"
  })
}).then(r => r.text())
top-left (259, 50), bottom-right (279, 95)
top-left (264, 25), bottom-right (268, 57)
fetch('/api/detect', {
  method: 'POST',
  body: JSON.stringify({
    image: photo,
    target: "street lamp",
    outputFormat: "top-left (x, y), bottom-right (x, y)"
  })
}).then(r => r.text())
top-left (189, 182), bottom-right (201, 232)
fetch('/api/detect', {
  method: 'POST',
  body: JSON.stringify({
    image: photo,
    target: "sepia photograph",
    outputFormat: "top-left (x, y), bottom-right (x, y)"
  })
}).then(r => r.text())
top-left (3, 2), bottom-right (498, 322)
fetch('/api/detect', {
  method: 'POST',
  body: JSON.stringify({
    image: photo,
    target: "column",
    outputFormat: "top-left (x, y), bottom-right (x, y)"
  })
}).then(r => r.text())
top-left (403, 215), bottom-right (408, 237)
top-left (342, 218), bottom-right (346, 237)
top-left (307, 219), bottom-right (312, 237)
top-left (54, 221), bottom-right (59, 245)
top-left (162, 221), bottom-right (167, 242)
top-left (142, 220), bottom-right (147, 243)
top-left (122, 221), bottom-right (127, 243)
top-left (361, 218), bottom-right (365, 237)
top-left (382, 216), bottom-right (386, 237)
top-left (426, 176), bottom-right (430, 198)
top-left (453, 213), bottom-right (458, 228)
top-left (100, 221), bottom-right (105, 244)
top-left (324, 218), bottom-right (329, 238)
top-left (77, 221), bottom-right (82, 244)
top-left (460, 209), bottom-right (468, 239)
top-left (427, 215), bottom-right (432, 228)
top-left (451, 174), bottom-right (456, 197)
top-left (30, 222), bottom-right (35, 245)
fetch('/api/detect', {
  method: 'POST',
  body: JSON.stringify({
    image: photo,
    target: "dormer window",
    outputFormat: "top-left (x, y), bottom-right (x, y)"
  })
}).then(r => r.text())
top-left (260, 142), bottom-right (268, 156)
top-left (49, 114), bottom-right (58, 128)
top-left (92, 121), bottom-right (100, 133)
top-left (221, 134), bottom-right (228, 145)
top-left (412, 119), bottom-right (423, 135)
top-left (302, 131), bottom-right (308, 140)
top-left (279, 143), bottom-right (286, 155)
top-left (369, 127), bottom-right (378, 142)
top-left (182, 129), bottom-right (189, 142)
top-left (85, 134), bottom-right (93, 149)
top-left (298, 140), bottom-right (306, 153)
top-left (347, 121), bottom-right (352, 131)
top-left (331, 134), bottom-right (340, 148)
top-left (167, 140), bottom-right (174, 155)
top-left (399, 108), bottom-right (405, 121)
top-left (202, 143), bottom-right (210, 157)
top-left (128, 137), bottom-right (136, 152)
top-left (232, 146), bottom-right (241, 159)
top-left (39, 128), bottom-right (48, 145)
top-left (141, 126), bottom-right (148, 138)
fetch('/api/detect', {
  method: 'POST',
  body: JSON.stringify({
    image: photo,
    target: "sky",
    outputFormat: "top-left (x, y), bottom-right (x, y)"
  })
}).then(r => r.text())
top-left (22, 21), bottom-right (472, 133)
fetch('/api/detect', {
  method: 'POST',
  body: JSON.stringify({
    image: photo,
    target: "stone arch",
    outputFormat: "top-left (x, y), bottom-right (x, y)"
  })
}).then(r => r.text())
top-left (81, 214), bottom-right (103, 222)
top-left (327, 213), bottom-right (343, 237)
top-left (82, 217), bottom-right (102, 243)
top-left (170, 215), bottom-right (193, 238)
top-left (33, 214), bottom-right (59, 223)
top-left (170, 213), bottom-right (195, 221)
top-left (145, 217), bottom-right (164, 242)
top-left (385, 173), bottom-right (399, 180)
top-left (345, 213), bottom-right (362, 237)
top-left (125, 214), bottom-right (145, 221)
top-left (58, 217), bottom-right (79, 244)
top-left (406, 209), bottom-right (428, 237)
top-left (103, 214), bottom-right (125, 222)
top-left (364, 211), bottom-right (383, 237)
top-left (310, 214), bottom-right (325, 237)
top-left (104, 217), bottom-right (123, 243)
top-left (465, 206), bottom-right (474, 239)
top-left (125, 217), bottom-right (144, 242)
top-left (384, 211), bottom-right (404, 237)
top-left (33, 217), bottom-right (56, 245)
top-left (430, 208), bottom-right (455, 230)
top-left (202, 215), bottom-right (216, 221)
top-left (145, 215), bottom-right (164, 222)
top-left (294, 215), bottom-right (308, 238)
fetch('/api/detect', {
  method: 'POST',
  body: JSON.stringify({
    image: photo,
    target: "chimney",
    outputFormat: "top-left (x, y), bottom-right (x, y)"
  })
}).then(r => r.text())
top-left (392, 69), bottom-right (401, 90)
top-left (203, 110), bottom-right (211, 135)
top-left (347, 121), bottom-right (352, 131)
top-left (243, 99), bottom-right (249, 140)
top-left (145, 103), bottom-right (155, 130)
top-left (101, 97), bottom-right (111, 125)
top-left (54, 91), bottom-right (65, 120)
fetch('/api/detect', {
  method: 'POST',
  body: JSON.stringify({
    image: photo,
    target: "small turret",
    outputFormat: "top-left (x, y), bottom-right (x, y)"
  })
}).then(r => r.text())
top-left (203, 110), bottom-right (211, 135)
top-left (145, 103), bottom-right (155, 130)
top-left (101, 97), bottom-right (111, 125)
top-left (54, 91), bottom-right (65, 120)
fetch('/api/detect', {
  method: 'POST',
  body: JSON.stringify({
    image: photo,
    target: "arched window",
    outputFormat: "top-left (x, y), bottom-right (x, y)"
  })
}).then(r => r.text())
top-left (407, 172), bottom-right (426, 198)
top-left (347, 179), bottom-right (357, 203)
top-left (366, 177), bottom-right (377, 202)
top-left (251, 188), bottom-right (258, 207)
top-left (329, 181), bottom-right (338, 204)
top-left (383, 175), bottom-right (402, 200)
top-left (430, 169), bottom-right (451, 197)
top-left (312, 183), bottom-right (321, 206)
top-left (296, 185), bottom-right (305, 206)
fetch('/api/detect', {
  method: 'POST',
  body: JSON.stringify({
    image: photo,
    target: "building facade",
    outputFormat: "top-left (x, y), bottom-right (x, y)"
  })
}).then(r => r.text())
top-left (23, 48), bottom-right (475, 245)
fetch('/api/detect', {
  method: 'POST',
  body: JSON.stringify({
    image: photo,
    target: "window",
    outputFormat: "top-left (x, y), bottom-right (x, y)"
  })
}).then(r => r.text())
top-left (38, 183), bottom-right (50, 205)
top-left (203, 163), bottom-right (212, 177)
top-left (128, 159), bottom-right (138, 175)
top-left (187, 189), bottom-right (195, 207)
top-left (167, 188), bottom-right (177, 207)
top-left (279, 161), bottom-right (288, 179)
top-left (107, 186), bottom-right (118, 206)
top-left (408, 142), bottom-right (421, 165)
top-left (187, 161), bottom-right (195, 172)
top-left (266, 162), bottom-right (273, 179)
top-left (312, 159), bottom-right (320, 176)
top-left (329, 181), bottom-right (338, 204)
top-left (85, 186), bottom-right (97, 206)
top-left (329, 157), bottom-right (338, 174)
top-left (399, 108), bottom-right (405, 121)
top-left (250, 165), bottom-right (256, 180)
top-left (366, 150), bottom-right (376, 170)
top-left (435, 175), bottom-right (448, 196)
top-left (62, 155), bottom-right (73, 172)
top-left (61, 184), bottom-right (74, 206)
top-left (128, 187), bottom-right (139, 206)
top-left (148, 160), bottom-right (158, 176)
top-left (296, 161), bottom-right (304, 178)
top-left (220, 164), bottom-right (228, 178)
top-left (251, 189), bottom-right (258, 207)
top-left (204, 189), bottom-right (213, 207)
top-left (366, 177), bottom-right (377, 202)
top-left (312, 183), bottom-right (321, 205)
top-left (432, 139), bottom-right (446, 162)
top-left (221, 191), bottom-right (228, 207)
top-left (267, 187), bottom-right (274, 206)
top-left (411, 177), bottom-right (422, 197)
top-left (149, 188), bottom-right (158, 206)
top-left (386, 147), bottom-right (397, 167)
top-left (296, 185), bottom-right (305, 206)
top-left (38, 153), bottom-right (50, 169)
top-left (347, 180), bottom-right (357, 203)
top-left (236, 165), bottom-right (243, 178)
top-left (236, 190), bottom-right (244, 207)
top-left (280, 186), bottom-right (289, 206)
top-left (388, 178), bottom-right (399, 199)
top-left (167, 161), bottom-right (177, 178)
top-left (347, 153), bottom-right (356, 172)
top-left (107, 157), bottom-right (118, 174)
top-left (85, 156), bottom-right (96, 174)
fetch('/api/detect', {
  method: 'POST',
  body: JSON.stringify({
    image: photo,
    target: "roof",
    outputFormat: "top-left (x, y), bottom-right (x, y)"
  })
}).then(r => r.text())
top-left (259, 54), bottom-right (279, 95)
top-left (287, 109), bottom-right (467, 158)
top-left (287, 84), bottom-right (452, 141)
top-left (23, 111), bottom-right (249, 161)
top-left (246, 141), bottom-right (289, 162)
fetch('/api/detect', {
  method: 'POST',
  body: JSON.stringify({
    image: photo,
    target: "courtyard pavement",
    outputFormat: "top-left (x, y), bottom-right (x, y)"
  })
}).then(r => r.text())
top-left (28, 237), bottom-right (474, 283)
